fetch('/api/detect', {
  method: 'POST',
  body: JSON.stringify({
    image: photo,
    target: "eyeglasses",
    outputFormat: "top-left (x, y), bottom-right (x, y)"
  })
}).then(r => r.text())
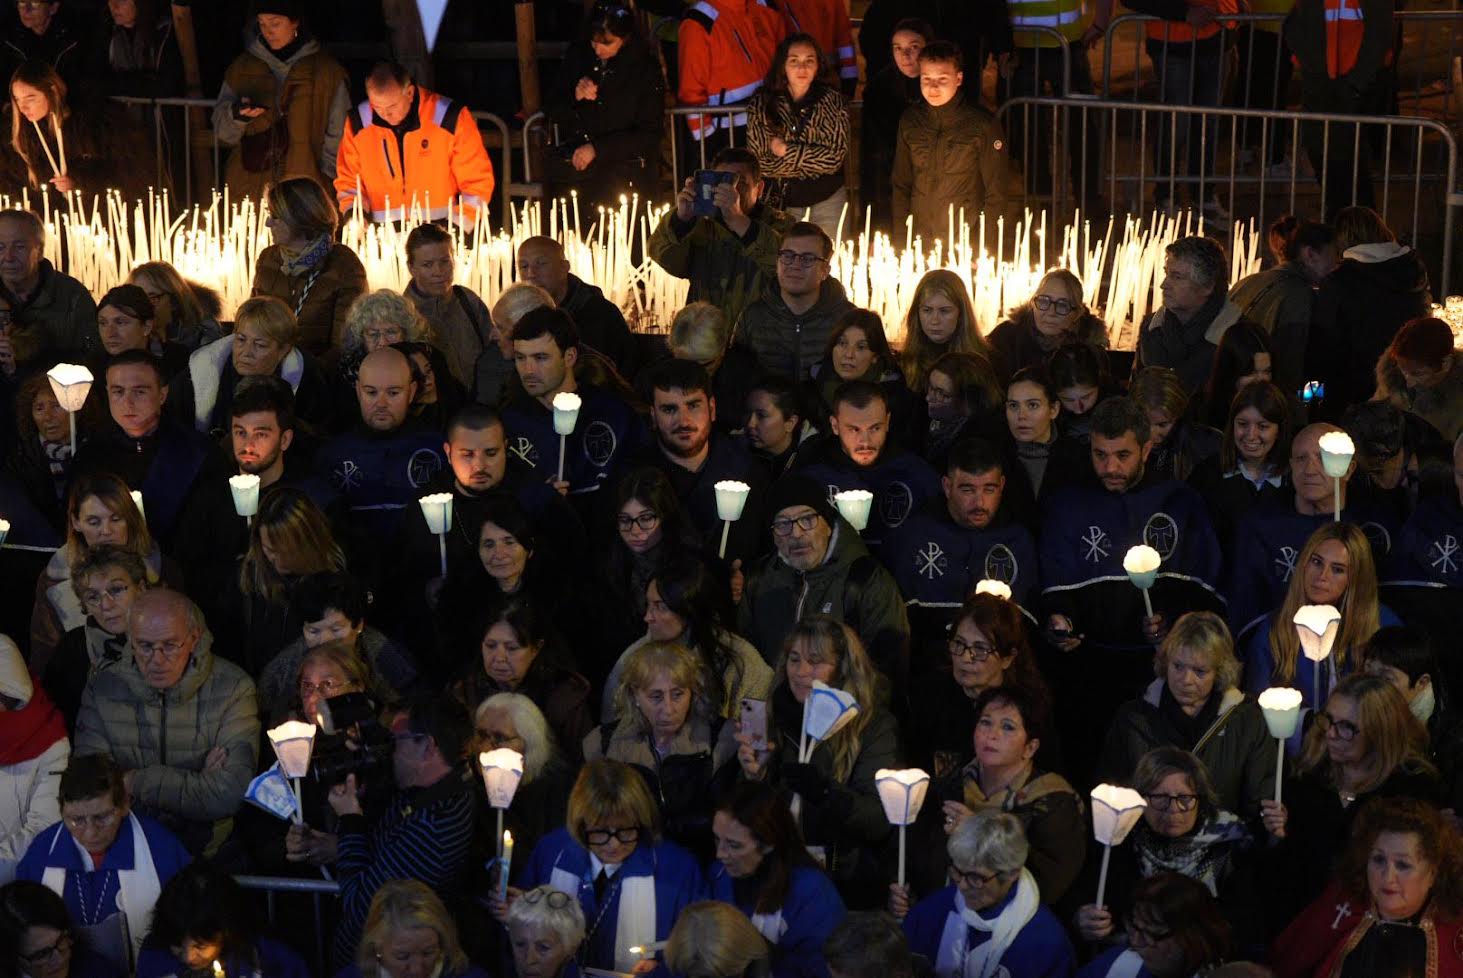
top-left (476, 730), bottom-right (524, 748)
top-left (1032, 294), bottom-right (1076, 316)
top-left (584, 826), bottom-right (641, 846)
top-left (1143, 792), bottom-right (1198, 812)
top-left (948, 637), bottom-right (999, 662)
top-left (81, 583), bottom-right (132, 606)
top-left (771, 513), bottom-right (821, 536)
top-left (616, 511), bottom-right (661, 532)
top-left (299, 678), bottom-right (354, 698)
top-left (776, 250), bottom-right (826, 269)
top-left (362, 327), bottom-right (404, 345)
top-left (20, 931), bottom-right (71, 965)
top-left (63, 809), bottom-right (120, 832)
top-left (1125, 918), bottom-right (1172, 946)
top-left (948, 863), bottom-right (1001, 888)
top-left (1315, 711), bottom-right (1361, 741)
top-left (133, 639), bottom-right (188, 662)
top-left (523, 889), bottom-right (573, 908)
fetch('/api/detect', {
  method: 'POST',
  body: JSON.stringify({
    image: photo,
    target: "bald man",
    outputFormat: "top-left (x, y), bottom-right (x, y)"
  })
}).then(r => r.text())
top-left (515, 236), bottom-right (636, 373)
top-left (1225, 423), bottom-right (1399, 640)
top-left (317, 346), bottom-right (446, 540)
top-left (74, 589), bottom-right (259, 856)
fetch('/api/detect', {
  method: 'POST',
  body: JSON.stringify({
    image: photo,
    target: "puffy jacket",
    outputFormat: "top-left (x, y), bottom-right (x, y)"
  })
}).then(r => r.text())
top-left (891, 93), bottom-right (1011, 246)
top-left (335, 87), bottom-right (495, 226)
top-left (73, 631), bottom-right (259, 855)
top-left (733, 278), bottom-right (855, 382)
top-left (1308, 242), bottom-right (1431, 411)
top-left (0, 640), bottom-right (68, 885)
top-left (649, 203), bottom-right (792, 327)
top-left (252, 242), bottom-right (368, 355)
top-left (677, 0), bottom-right (786, 140)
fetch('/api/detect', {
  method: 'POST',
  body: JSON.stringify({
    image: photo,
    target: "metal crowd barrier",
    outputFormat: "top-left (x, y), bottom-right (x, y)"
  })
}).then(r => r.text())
top-left (235, 874), bottom-right (340, 978)
top-left (1101, 10), bottom-right (1463, 125)
top-left (996, 95), bottom-right (1459, 294)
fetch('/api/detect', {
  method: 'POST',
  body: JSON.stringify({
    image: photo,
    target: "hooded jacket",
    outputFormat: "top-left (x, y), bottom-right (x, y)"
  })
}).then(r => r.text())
top-left (0, 636), bottom-right (68, 885)
top-left (734, 278), bottom-right (856, 382)
top-left (1308, 242), bottom-right (1431, 410)
top-left (649, 202), bottom-right (793, 328)
top-left (73, 631), bottom-right (260, 856)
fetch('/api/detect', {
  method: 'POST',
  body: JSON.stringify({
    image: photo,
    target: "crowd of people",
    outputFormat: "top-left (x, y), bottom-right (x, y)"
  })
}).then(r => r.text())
top-left (0, 2), bottom-right (1458, 978)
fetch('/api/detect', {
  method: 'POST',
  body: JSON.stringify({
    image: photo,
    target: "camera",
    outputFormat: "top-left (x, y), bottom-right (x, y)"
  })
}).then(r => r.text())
top-left (308, 693), bottom-right (393, 787)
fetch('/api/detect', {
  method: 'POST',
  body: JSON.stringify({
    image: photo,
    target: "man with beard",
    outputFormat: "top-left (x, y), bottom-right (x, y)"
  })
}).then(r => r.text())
top-left (793, 381), bottom-right (940, 558)
top-left (1038, 397), bottom-right (1223, 785)
top-left (633, 358), bottom-right (768, 565)
top-left (886, 438), bottom-right (1038, 672)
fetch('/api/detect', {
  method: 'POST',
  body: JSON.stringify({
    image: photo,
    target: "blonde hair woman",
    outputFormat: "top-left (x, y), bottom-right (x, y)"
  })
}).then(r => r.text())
top-left (899, 270), bottom-right (990, 392)
top-left (585, 641), bottom-right (739, 860)
top-left (665, 902), bottom-right (770, 978)
top-left (251, 176), bottom-right (367, 354)
top-left (1245, 523), bottom-right (1396, 733)
top-left (129, 260), bottom-right (227, 350)
top-left (737, 616), bottom-right (898, 907)
top-left (347, 879), bottom-right (485, 978)
top-left (506, 760), bottom-right (705, 974)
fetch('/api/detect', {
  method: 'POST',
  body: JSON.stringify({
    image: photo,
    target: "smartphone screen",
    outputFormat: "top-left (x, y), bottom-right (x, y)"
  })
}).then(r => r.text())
top-left (740, 698), bottom-right (768, 750)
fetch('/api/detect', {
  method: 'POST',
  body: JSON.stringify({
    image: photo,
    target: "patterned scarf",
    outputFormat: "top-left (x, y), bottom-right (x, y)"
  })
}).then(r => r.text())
top-left (1131, 812), bottom-right (1250, 896)
top-left (278, 234), bottom-right (332, 277)
top-left (41, 435), bottom-right (71, 496)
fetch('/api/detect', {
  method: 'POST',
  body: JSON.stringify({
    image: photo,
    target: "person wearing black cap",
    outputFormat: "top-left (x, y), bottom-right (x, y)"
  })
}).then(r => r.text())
top-left (737, 474), bottom-right (909, 692)
top-left (210, 0), bottom-right (349, 201)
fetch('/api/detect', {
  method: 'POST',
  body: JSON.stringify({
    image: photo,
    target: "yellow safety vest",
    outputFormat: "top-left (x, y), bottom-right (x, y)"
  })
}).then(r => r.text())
top-left (1248, 0), bottom-right (1295, 34)
top-left (1010, 0), bottom-right (1092, 47)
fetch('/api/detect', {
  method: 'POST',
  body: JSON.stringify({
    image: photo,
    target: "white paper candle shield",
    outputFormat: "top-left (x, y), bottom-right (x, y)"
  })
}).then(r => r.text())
top-left (1293, 605), bottom-right (1342, 662)
top-left (833, 489), bottom-right (874, 531)
top-left (1090, 784), bottom-right (1147, 845)
top-left (974, 579), bottom-right (1012, 600)
top-left (875, 769), bottom-right (931, 824)
top-left (418, 492), bottom-right (454, 534)
top-left (1122, 545), bottom-right (1161, 590)
top-left (229, 474), bottom-right (261, 518)
top-left (479, 748), bottom-right (525, 808)
top-left (1258, 687), bottom-right (1304, 739)
top-left (803, 680), bottom-right (860, 742)
top-left (1317, 431), bottom-right (1356, 478)
top-left (713, 481), bottom-right (751, 521)
top-left (45, 362), bottom-right (94, 410)
top-left (267, 720), bottom-right (317, 778)
top-left (551, 392), bottom-right (582, 435)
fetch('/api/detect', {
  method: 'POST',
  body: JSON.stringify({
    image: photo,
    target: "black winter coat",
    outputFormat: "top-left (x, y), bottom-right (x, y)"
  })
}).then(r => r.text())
top-left (544, 37), bottom-right (663, 196)
top-left (859, 67), bottom-right (922, 229)
top-left (891, 94), bottom-right (1011, 245)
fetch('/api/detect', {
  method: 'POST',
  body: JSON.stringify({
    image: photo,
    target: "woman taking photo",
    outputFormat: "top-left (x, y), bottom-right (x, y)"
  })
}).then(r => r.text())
top-left (543, 5), bottom-right (663, 211)
top-left (1074, 873), bottom-right (1233, 978)
top-left (250, 176), bottom-right (367, 355)
top-left (342, 879), bottom-right (488, 978)
top-left (455, 596), bottom-right (593, 762)
top-left (1244, 523), bottom-right (1400, 729)
top-left (1001, 366), bottom-right (1089, 508)
top-left (736, 617), bottom-right (897, 909)
top-left (709, 782), bottom-right (844, 978)
top-left (601, 555), bottom-right (772, 724)
top-left (1272, 796), bottom-right (1463, 978)
top-left (0, 880), bottom-right (122, 978)
top-left (1100, 611), bottom-right (1275, 823)
top-left (1129, 367), bottom-right (1221, 483)
top-left (922, 352), bottom-right (1005, 471)
top-left (474, 694), bottom-right (575, 886)
top-left (512, 760), bottom-right (704, 974)
top-left (900, 270), bottom-right (994, 393)
top-left (987, 270), bottom-right (1107, 377)
top-left (747, 33), bottom-right (849, 233)
top-left (585, 641), bottom-right (739, 859)
top-left (127, 262), bottom-right (225, 352)
top-left (744, 377), bottom-right (812, 480)
top-left (1186, 381), bottom-right (1290, 550)
top-left (895, 812), bottom-right (1075, 978)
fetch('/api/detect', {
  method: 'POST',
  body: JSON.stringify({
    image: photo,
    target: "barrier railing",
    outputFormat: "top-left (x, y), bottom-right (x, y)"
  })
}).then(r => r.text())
top-left (235, 874), bottom-right (340, 978)
top-left (1100, 11), bottom-right (1463, 125)
top-left (996, 95), bottom-right (1458, 293)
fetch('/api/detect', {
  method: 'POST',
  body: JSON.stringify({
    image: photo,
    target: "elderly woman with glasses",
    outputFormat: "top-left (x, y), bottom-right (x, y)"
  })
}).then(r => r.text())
top-left (341, 879), bottom-right (488, 978)
top-left (1073, 749), bottom-right (1254, 950)
top-left (896, 811), bottom-right (1074, 978)
top-left (15, 755), bottom-right (190, 975)
top-left (1075, 873), bottom-right (1233, 978)
top-left (507, 760), bottom-right (703, 976)
top-left (507, 886), bottom-right (585, 978)
top-left (0, 879), bottom-right (121, 978)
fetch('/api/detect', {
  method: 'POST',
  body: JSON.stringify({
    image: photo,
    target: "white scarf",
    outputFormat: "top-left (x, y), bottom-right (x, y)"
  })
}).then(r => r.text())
top-left (933, 869), bottom-right (1040, 978)
top-left (550, 859), bottom-right (658, 973)
top-left (1102, 949), bottom-right (1146, 978)
top-left (42, 813), bottom-right (161, 969)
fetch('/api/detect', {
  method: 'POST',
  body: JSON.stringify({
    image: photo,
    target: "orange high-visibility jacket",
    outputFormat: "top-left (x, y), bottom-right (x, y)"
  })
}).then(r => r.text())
top-left (1324, 0), bottom-right (1366, 77)
top-left (769, 0), bottom-right (858, 83)
top-left (1145, 0), bottom-right (1238, 43)
top-left (334, 87), bottom-right (496, 225)
top-left (678, 0), bottom-right (786, 140)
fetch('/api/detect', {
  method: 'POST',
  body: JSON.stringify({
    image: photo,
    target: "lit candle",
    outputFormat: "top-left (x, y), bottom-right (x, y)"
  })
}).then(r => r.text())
top-left (499, 829), bottom-right (514, 902)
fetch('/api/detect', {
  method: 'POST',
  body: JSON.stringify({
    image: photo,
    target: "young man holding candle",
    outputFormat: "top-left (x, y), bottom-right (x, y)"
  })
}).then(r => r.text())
top-left (73, 589), bottom-right (260, 858)
top-left (501, 306), bottom-right (644, 503)
top-left (793, 381), bottom-right (941, 560)
top-left (1038, 397), bottom-right (1223, 786)
top-left (515, 236), bottom-right (638, 377)
top-left (885, 437), bottom-right (1039, 672)
top-left (633, 358), bottom-right (769, 566)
